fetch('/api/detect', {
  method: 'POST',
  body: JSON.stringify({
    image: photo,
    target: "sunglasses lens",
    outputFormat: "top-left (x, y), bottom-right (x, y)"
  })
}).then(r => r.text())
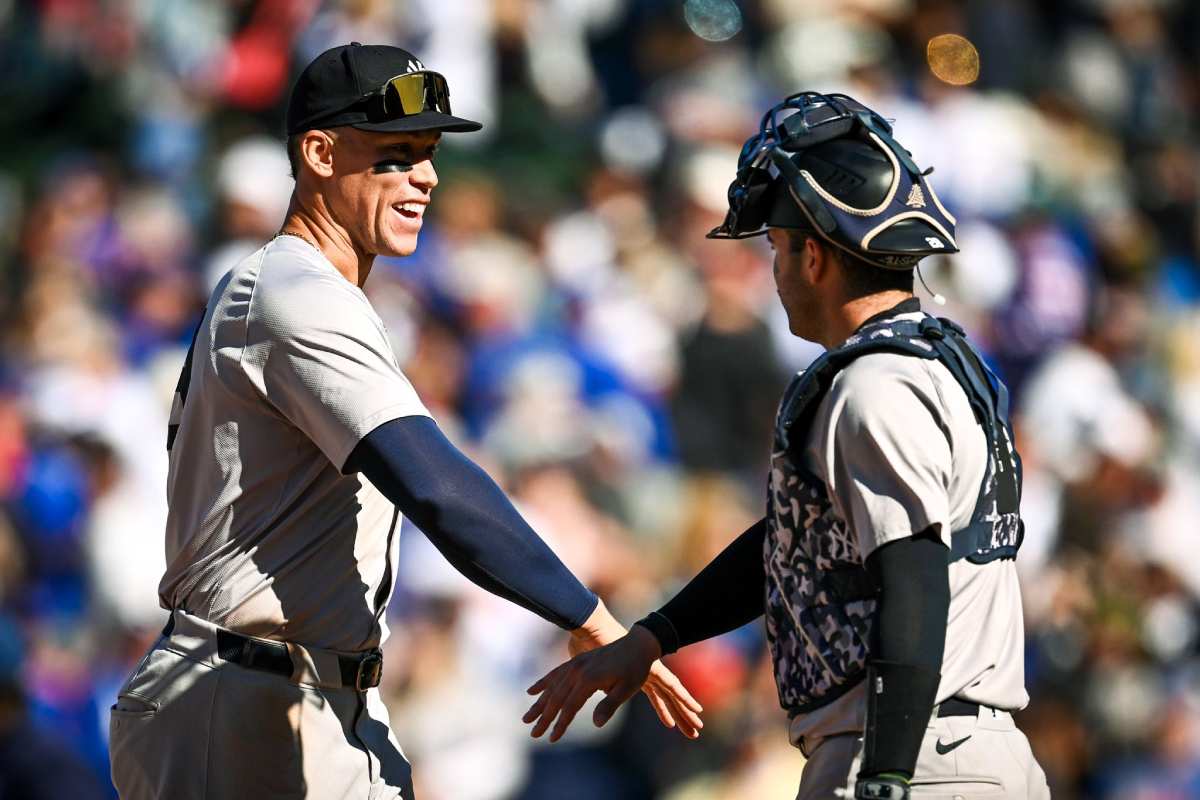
top-left (383, 73), bottom-right (452, 117)
top-left (391, 75), bottom-right (426, 115)
top-left (429, 75), bottom-right (450, 113)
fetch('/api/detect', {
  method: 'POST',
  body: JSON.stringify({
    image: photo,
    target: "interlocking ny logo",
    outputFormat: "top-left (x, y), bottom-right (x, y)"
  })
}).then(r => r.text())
top-left (905, 184), bottom-right (927, 208)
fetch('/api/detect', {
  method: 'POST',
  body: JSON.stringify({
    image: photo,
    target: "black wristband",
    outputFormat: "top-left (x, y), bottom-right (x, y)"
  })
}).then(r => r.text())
top-left (860, 660), bottom-right (941, 778)
top-left (633, 611), bottom-right (680, 656)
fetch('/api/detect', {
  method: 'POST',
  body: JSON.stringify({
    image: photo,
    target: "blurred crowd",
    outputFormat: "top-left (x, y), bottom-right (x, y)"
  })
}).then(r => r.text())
top-left (2, 0), bottom-right (1200, 797)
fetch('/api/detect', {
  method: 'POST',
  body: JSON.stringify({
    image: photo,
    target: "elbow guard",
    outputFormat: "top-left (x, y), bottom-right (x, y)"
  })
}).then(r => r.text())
top-left (859, 660), bottom-right (941, 780)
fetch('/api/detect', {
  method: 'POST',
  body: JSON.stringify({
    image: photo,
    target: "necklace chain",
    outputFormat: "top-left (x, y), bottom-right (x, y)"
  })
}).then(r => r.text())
top-left (275, 229), bottom-right (320, 252)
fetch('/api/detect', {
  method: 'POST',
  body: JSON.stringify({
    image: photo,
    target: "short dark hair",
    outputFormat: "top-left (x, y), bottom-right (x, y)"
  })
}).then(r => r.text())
top-left (784, 229), bottom-right (914, 297)
top-left (286, 133), bottom-right (303, 179)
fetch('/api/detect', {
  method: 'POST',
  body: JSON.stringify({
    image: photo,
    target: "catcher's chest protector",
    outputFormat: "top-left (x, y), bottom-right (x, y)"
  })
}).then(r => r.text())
top-left (763, 312), bottom-right (1024, 717)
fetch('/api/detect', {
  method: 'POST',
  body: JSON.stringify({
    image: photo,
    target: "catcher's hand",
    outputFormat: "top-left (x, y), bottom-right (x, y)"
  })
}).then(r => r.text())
top-left (525, 606), bottom-right (702, 742)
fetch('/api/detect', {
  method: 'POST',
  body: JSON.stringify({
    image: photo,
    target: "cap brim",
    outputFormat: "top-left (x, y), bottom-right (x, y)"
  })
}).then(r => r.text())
top-left (351, 111), bottom-right (482, 133)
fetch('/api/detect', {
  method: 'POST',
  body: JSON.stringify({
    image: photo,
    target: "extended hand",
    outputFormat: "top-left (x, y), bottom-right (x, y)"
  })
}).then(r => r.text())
top-left (524, 623), bottom-right (703, 742)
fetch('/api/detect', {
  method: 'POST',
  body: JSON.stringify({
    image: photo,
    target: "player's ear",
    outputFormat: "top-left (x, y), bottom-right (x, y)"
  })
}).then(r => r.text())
top-left (299, 129), bottom-right (337, 179)
top-left (800, 234), bottom-right (828, 286)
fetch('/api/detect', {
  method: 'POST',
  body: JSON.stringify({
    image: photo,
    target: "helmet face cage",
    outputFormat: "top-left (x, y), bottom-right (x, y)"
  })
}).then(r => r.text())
top-left (708, 92), bottom-right (958, 269)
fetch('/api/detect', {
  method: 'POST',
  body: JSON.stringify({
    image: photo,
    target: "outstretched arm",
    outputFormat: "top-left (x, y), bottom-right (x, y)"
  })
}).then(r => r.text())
top-left (637, 517), bottom-right (766, 654)
top-left (523, 517), bottom-right (766, 741)
top-left (346, 415), bottom-right (597, 630)
top-left (346, 415), bottom-right (702, 737)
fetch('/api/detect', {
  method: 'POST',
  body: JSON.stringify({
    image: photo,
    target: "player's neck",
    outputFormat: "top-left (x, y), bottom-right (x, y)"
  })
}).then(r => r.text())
top-left (280, 203), bottom-right (374, 288)
top-left (824, 290), bottom-right (914, 348)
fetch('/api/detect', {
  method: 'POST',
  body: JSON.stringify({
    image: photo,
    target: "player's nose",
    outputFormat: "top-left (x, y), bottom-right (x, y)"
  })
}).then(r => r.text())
top-left (409, 158), bottom-right (438, 193)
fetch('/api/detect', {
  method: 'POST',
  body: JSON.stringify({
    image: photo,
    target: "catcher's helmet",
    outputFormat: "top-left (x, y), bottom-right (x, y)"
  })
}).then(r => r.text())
top-left (708, 92), bottom-right (957, 270)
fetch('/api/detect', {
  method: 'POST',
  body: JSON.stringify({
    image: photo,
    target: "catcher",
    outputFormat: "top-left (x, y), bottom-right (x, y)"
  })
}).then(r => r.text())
top-left (523, 92), bottom-right (1050, 800)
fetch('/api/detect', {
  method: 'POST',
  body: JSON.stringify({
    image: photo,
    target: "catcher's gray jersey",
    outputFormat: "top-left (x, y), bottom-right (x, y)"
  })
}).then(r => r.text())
top-left (158, 235), bottom-right (429, 651)
top-left (786, 317), bottom-right (1028, 752)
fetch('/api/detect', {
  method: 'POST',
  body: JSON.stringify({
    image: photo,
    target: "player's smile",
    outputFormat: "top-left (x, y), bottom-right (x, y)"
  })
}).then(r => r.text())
top-left (391, 199), bottom-right (426, 231)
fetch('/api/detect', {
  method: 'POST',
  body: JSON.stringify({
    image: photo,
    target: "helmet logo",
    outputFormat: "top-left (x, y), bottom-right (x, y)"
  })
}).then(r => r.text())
top-left (905, 184), bottom-right (927, 208)
top-left (925, 236), bottom-right (944, 249)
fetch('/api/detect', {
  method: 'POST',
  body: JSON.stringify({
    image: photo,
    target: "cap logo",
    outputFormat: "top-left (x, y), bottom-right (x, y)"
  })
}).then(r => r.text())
top-left (405, 58), bottom-right (425, 74)
top-left (925, 236), bottom-right (944, 248)
top-left (905, 184), bottom-right (927, 208)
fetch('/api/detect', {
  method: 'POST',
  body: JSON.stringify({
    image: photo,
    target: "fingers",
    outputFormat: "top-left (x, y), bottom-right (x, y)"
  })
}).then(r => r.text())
top-left (593, 679), bottom-right (641, 728)
top-left (525, 660), bottom-right (570, 704)
top-left (526, 667), bottom-right (581, 740)
top-left (547, 682), bottom-right (595, 743)
top-left (643, 683), bottom-right (702, 738)
top-left (525, 654), bottom-right (622, 742)
top-left (526, 671), bottom-right (551, 696)
top-left (522, 688), bottom-right (550, 726)
top-left (641, 685), bottom-right (677, 730)
top-left (664, 690), bottom-right (703, 738)
top-left (644, 662), bottom-right (704, 738)
top-left (525, 638), bottom-right (678, 742)
top-left (649, 662), bottom-right (703, 714)
top-left (523, 662), bottom-right (571, 733)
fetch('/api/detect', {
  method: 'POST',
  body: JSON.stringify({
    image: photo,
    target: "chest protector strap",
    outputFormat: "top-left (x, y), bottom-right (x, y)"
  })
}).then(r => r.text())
top-left (779, 314), bottom-right (1023, 564)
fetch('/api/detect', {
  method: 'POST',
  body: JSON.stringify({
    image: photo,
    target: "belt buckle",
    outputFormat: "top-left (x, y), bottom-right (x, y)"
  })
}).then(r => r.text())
top-left (356, 650), bottom-right (384, 691)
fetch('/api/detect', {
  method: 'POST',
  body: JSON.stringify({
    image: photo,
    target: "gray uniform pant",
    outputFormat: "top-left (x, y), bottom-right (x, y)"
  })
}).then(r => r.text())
top-left (109, 610), bottom-right (412, 799)
top-left (797, 707), bottom-right (1050, 799)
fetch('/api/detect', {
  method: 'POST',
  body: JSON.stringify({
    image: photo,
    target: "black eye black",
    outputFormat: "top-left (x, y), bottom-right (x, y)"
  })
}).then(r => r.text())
top-left (373, 160), bottom-right (413, 174)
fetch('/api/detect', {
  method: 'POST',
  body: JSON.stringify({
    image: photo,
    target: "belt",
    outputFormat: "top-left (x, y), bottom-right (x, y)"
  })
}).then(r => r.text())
top-left (936, 697), bottom-right (984, 718)
top-left (161, 614), bottom-right (384, 691)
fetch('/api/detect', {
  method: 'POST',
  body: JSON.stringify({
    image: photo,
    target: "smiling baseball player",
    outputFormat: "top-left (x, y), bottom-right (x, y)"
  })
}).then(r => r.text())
top-left (523, 92), bottom-right (1050, 799)
top-left (107, 43), bottom-right (700, 800)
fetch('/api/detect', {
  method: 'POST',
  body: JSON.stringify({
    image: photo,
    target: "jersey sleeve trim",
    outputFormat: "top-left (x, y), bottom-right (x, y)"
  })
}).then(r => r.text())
top-left (335, 405), bottom-right (431, 474)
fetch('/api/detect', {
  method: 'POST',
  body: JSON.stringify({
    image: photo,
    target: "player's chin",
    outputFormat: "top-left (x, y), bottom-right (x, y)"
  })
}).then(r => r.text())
top-left (377, 229), bottom-right (420, 257)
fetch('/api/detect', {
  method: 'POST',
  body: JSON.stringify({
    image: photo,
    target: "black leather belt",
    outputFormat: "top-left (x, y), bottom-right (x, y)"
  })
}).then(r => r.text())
top-left (937, 697), bottom-right (983, 717)
top-left (162, 614), bottom-right (384, 691)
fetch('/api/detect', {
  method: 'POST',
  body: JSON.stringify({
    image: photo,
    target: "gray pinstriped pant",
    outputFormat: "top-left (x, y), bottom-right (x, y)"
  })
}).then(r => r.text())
top-left (109, 610), bottom-right (412, 799)
top-left (797, 708), bottom-right (1050, 799)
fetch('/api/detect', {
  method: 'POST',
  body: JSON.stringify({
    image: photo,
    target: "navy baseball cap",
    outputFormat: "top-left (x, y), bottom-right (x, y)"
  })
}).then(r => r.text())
top-left (286, 43), bottom-right (482, 136)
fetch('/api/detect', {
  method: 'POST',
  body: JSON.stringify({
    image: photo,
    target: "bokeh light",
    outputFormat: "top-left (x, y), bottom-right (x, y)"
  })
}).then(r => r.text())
top-left (926, 33), bottom-right (981, 86)
top-left (683, 0), bottom-right (743, 42)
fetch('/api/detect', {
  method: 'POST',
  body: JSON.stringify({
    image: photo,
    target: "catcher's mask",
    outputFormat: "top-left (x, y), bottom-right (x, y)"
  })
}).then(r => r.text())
top-left (708, 92), bottom-right (957, 270)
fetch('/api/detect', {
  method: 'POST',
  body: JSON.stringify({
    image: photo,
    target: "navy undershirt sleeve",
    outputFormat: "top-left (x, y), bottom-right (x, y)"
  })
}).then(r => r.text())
top-left (345, 416), bottom-right (599, 630)
top-left (640, 518), bottom-right (767, 654)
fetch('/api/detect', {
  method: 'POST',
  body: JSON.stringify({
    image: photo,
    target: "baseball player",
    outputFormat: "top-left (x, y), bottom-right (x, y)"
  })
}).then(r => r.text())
top-left (523, 92), bottom-right (1051, 799)
top-left (107, 43), bottom-right (700, 800)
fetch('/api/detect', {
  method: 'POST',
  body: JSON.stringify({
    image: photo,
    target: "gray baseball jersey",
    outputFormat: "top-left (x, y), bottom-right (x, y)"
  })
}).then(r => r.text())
top-left (158, 235), bottom-right (429, 652)
top-left (789, 313), bottom-right (1028, 750)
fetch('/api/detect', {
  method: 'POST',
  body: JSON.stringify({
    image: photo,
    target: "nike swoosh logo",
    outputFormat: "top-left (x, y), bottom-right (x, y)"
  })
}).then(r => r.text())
top-left (935, 735), bottom-right (972, 755)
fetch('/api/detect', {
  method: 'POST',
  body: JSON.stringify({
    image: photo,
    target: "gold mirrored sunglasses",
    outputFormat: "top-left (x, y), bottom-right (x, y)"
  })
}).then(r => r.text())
top-left (371, 71), bottom-right (452, 119)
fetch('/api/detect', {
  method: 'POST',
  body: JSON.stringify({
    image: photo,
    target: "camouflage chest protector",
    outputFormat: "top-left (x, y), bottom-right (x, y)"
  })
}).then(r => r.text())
top-left (764, 311), bottom-right (1023, 717)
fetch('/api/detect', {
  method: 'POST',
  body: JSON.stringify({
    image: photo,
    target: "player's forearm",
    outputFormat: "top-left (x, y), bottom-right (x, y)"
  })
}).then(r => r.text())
top-left (636, 518), bottom-right (767, 655)
top-left (860, 530), bottom-right (950, 781)
top-left (867, 531), bottom-right (949, 667)
top-left (347, 416), bottom-right (598, 629)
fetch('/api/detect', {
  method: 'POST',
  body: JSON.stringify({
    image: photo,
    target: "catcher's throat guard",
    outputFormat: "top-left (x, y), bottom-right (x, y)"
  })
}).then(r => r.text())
top-left (707, 92), bottom-right (958, 270)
